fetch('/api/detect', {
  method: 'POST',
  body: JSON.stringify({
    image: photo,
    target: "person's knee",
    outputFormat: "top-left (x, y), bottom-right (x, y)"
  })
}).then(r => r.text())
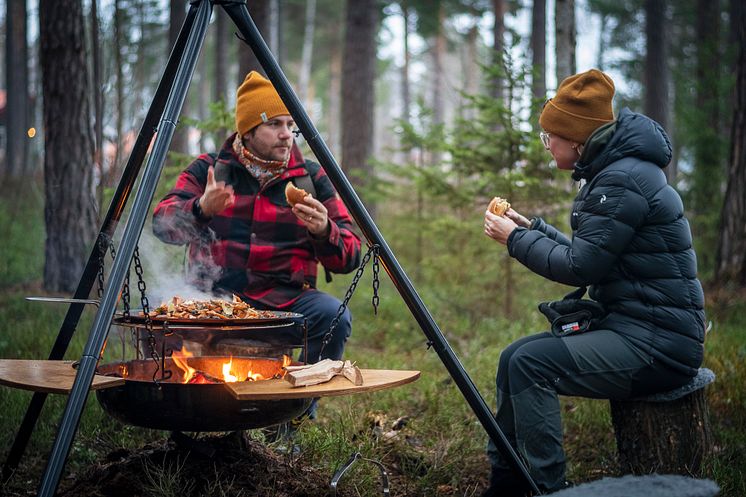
top-left (508, 348), bottom-right (547, 391)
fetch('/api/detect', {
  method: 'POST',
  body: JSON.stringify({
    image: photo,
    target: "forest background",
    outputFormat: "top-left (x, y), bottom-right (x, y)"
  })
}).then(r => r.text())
top-left (1, 0), bottom-right (745, 496)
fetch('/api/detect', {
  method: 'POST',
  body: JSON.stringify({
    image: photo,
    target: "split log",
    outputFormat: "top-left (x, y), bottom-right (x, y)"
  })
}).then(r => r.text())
top-left (284, 359), bottom-right (363, 387)
top-left (342, 361), bottom-right (363, 386)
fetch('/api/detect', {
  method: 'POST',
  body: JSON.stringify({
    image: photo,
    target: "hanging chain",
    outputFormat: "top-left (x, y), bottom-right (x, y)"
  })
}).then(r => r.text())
top-left (371, 248), bottom-right (380, 314)
top-left (317, 244), bottom-right (380, 361)
top-left (133, 247), bottom-right (165, 384)
top-left (96, 235), bottom-right (117, 300)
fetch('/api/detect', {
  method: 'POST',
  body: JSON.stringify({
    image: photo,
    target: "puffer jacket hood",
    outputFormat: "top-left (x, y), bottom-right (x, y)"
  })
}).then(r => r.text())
top-left (572, 108), bottom-right (673, 181)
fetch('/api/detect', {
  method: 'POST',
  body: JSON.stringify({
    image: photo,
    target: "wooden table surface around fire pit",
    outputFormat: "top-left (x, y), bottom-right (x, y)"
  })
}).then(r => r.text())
top-left (226, 369), bottom-right (420, 400)
top-left (0, 359), bottom-right (125, 394)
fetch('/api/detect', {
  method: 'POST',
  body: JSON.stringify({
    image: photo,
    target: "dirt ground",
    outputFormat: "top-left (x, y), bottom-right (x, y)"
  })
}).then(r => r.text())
top-left (51, 433), bottom-right (358, 497)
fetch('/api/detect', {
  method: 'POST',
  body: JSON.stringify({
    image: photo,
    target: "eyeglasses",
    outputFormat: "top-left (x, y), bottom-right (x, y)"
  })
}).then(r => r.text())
top-left (539, 131), bottom-right (551, 149)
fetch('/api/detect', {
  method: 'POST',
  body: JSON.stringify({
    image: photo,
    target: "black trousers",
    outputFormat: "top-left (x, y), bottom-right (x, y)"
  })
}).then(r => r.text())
top-left (487, 330), bottom-right (691, 492)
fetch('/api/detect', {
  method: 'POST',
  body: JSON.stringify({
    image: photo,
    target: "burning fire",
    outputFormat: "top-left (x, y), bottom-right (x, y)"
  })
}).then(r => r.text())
top-left (172, 346), bottom-right (197, 383)
top-left (171, 346), bottom-right (292, 384)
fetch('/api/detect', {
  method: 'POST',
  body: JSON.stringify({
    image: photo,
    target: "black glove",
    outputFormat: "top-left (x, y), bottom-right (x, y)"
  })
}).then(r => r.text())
top-left (538, 287), bottom-right (606, 338)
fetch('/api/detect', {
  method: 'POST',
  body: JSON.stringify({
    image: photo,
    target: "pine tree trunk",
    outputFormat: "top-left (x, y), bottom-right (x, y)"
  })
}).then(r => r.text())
top-left (530, 0), bottom-right (546, 122)
top-left (610, 390), bottom-right (713, 475)
top-left (491, 0), bottom-right (506, 101)
top-left (5, 0), bottom-right (29, 180)
top-left (715, 0), bottom-right (746, 286)
top-left (39, 0), bottom-right (97, 292)
top-left (555, 0), bottom-right (576, 83)
top-left (169, 0), bottom-right (189, 159)
top-left (91, 0), bottom-right (104, 214)
top-left (644, 0), bottom-right (671, 182)
top-left (239, 1), bottom-right (270, 80)
top-left (214, 8), bottom-right (228, 139)
top-left (327, 20), bottom-right (342, 154)
top-left (341, 0), bottom-right (377, 203)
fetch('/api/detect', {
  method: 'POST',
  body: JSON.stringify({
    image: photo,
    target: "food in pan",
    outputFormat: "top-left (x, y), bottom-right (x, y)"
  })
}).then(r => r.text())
top-left (487, 196), bottom-right (511, 216)
top-left (147, 295), bottom-right (274, 320)
top-left (285, 182), bottom-right (311, 207)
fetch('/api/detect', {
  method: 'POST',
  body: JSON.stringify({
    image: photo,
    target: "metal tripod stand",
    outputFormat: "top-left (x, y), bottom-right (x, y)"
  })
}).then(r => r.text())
top-left (4, 2), bottom-right (540, 495)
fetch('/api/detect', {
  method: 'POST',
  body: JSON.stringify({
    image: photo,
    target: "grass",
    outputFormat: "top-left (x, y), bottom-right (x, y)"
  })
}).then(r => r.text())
top-left (1, 182), bottom-right (745, 496)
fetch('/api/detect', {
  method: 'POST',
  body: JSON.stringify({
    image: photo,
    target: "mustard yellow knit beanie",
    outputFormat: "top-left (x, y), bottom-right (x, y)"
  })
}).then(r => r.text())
top-left (235, 71), bottom-right (289, 136)
top-left (539, 69), bottom-right (615, 143)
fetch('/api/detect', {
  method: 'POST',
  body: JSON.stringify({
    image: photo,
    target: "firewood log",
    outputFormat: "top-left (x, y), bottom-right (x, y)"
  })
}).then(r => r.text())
top-left (283, 359), bottom-right (364, 387)
top-left (342, 360), bottom-right (363, 386)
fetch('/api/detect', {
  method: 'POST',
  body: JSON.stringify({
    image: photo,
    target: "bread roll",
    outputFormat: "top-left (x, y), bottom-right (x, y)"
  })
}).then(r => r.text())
top-left (488, 196), bottom-right (511, 216)
top-left (285, 182), bottom-right (310, 207)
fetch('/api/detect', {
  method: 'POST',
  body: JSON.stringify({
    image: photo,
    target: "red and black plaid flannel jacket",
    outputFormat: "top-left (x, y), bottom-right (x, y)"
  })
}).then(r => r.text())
top-left (152, 134), bottom-right (361, 308)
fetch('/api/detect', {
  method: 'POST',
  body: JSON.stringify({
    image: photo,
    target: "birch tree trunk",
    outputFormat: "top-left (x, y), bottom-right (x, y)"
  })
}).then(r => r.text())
top-left (715, 0), bottom-right (746, 287)
top-left (401, 2), bottom-right (411, 122)
top-left (5, 0), bottom-right (29, 179)
top-left (555, 0), bottom-right (576, 82)
top-left (39, 0), bottom-right (97, 292)
top-left (112, 0), bottom-right (124, 187)
top-left (432, 3), bottom-right (446, 128)
top-left (297, 0), bottom-right (316, 110)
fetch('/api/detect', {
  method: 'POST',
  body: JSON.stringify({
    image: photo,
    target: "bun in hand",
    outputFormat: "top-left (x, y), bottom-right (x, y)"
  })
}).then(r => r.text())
top-left (488, 196), bottom-right (511, 216)
top-left (285, 182), bottom-right (310, 207)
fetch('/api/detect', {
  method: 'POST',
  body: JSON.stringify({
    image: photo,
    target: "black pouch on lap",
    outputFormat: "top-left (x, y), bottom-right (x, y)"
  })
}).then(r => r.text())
top-left (538, 287), bottom-right (607, 338)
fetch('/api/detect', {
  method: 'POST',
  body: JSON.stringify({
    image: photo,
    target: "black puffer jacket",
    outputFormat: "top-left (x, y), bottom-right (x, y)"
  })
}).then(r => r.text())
top-left (507, 108), bottom-right (705, 376)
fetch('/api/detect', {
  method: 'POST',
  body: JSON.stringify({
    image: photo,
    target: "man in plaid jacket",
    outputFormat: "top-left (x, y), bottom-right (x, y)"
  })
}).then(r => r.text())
top-left (153, 72), bottom-right (362, 416)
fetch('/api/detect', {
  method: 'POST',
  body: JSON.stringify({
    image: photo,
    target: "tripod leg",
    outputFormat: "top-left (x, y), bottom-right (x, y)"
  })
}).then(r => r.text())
top-left (221, 2), bottom-right (540, 494)
top-left (34, 2), bottom-right (213, 496)
top-left (1, 5), bottom-right (203, 485)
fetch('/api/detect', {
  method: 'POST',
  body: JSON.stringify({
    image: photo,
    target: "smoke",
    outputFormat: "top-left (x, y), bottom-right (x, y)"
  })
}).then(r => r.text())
top-left (122, 211), bottom-right (229, 307)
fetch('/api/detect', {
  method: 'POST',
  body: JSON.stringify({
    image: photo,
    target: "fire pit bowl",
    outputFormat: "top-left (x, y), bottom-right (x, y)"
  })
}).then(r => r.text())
top-left (96, 357), bottom-right (311, 432)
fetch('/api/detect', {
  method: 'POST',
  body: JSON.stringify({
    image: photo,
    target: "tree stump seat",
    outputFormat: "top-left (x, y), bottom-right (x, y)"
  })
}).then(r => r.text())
top-left (548, 474), bottom-right (720, 497)
top-left (609, 368), bottom-right (716, 475)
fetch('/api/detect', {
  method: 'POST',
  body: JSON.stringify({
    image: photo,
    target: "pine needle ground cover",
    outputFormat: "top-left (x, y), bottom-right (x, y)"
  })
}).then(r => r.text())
top-left (1, 186), bottom-right (743, 496)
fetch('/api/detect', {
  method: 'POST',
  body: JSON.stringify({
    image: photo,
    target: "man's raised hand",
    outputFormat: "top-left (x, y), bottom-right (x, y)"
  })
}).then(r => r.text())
top-left (199, 166), bottom-right (235, 218)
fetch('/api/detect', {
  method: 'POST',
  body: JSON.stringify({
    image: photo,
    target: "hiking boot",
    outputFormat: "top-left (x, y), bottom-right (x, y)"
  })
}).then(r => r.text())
top-left (481, 470), bottom-right (535, 497)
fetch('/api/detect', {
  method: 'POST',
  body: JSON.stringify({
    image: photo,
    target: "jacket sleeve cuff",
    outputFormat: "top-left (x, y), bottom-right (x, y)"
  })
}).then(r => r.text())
top-left (507, 227), bottom-right (528, 256)
top-left (310, 220), bottom-right (341, 246)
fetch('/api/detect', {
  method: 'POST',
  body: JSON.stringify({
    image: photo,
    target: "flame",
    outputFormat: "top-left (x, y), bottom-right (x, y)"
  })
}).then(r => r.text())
top-left (247, 371), bottom-right (265, 381)
top-left (172, 346), bottom-right (197, 383)
top-left (222, 357), bottom-right (239, 383)
top-left (169, 349), bottom-right (293, 384)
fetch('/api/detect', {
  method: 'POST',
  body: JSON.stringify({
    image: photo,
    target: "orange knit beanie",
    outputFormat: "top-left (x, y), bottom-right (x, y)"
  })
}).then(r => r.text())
top-left (539, 69), bottom-right (615, 144)
top-left (235, 71), bottom-right (290, 136)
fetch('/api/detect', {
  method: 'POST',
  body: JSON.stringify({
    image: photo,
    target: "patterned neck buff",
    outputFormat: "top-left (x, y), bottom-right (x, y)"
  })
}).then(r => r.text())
top-left (232, 134), bottom-right (289, 186)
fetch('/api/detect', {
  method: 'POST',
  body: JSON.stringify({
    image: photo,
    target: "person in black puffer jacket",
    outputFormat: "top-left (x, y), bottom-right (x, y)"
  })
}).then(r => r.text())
top-left (481, 69), bottom-right (705, 497)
